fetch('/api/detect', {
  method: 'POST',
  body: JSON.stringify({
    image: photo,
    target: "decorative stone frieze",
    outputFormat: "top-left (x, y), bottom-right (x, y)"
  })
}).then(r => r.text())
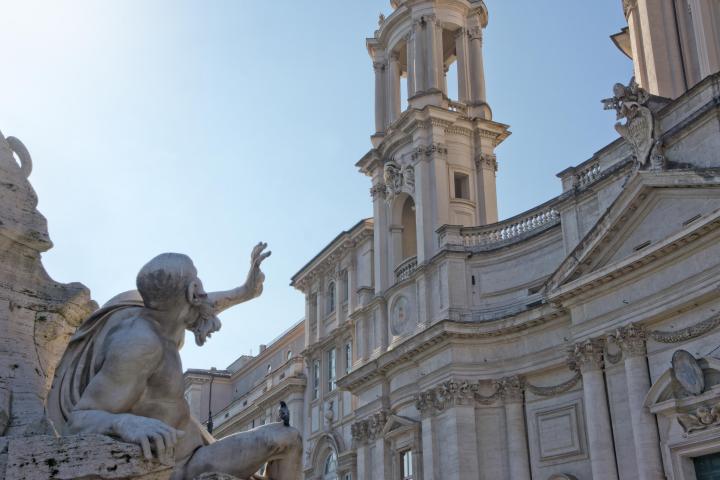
top-left (351, 410), bottom-right (389, 445)
top-left (648, 314), bottom-right (720, 343)
top-left (567, 339), bottom-right (606, 372)
top-left (411, 142), bottom-right (448, 160)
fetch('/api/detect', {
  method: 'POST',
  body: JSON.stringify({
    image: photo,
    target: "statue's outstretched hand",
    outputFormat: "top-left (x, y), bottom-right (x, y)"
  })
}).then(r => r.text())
top-left (112, 414), bottom-right (184, 461)
top-left (245, 242), bottom-right (271, 298)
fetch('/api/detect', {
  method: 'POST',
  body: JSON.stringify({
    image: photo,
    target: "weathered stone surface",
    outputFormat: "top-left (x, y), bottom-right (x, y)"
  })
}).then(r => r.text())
top-left (0, 131), bottom-right (96, 436)
top-left (193, 473), bottom-right (243, 480)
top-left (5, 435), bottom-right (173, 480)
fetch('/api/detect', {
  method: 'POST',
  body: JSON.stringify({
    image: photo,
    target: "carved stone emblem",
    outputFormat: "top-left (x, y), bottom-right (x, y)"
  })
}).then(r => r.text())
top-left (602, 77), bottom-right (663, 169)
top-left (671, 350), bottom-right (705, 396)
top-left (390, 295), bottom-right (412, 335)
top-left (677, 403), bottom-right (720, 434)
top-left (383, 160), bottom-right (415, 202)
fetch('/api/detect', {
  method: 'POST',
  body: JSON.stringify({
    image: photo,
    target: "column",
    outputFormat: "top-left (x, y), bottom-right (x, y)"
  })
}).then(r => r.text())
top-left (406, 31), bottom-right (417, 97)
top-left (371, 180), bottom-right (390, 293)
top-left (315, 285), bottom-right (325, 342)
top-left (389, 225), bottom-right (403, 277)
top-left (373, 59), bottom-right (387, 133)
top-left (474, 152), bottom-right (498, 225)
top-left (421, 415), bottom-right (437, 479)
top-left (455, 28), bottom-right (470, 102)
top-left (688, 0), bottom-right (720, 78)
top-left (347, 259), bottom-right (357, 314)
top-left (373, 438), bottom-right (390, 479)
top-left (615, 325), bottom-right (664, 480)
top-left (334, 270), bottom-right (342, 325)
top-left (387, 52), bottom-right (401, 124)
top-left (502, 377), bottom-right (531, 480)
top-left (304, 294), bottom-right (312, 346)
top-left (467, 25), bottom-right (487, 105)
top-left (570, 339), bottom-right (619, 480)
top-left (442, 404), bottom-right (479, 480)
top-left (411, 21), bottom-right (425, 93)
top-left (378, 300), bottom-right (389, 351)
top-left (425, 16), bottom-right (441, 91)
top-left (356, 444), bottom-right (369, 480)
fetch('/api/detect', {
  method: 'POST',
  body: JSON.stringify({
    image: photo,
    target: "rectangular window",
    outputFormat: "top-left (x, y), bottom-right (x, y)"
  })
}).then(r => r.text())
top-left (454, 172), bottom-right (470, 200)
top-left (327, 349), bottom-right (336, 391)
top-left (312, 359), bottom-right (320, 400)
top-left (345, 342), bottom-right (352, 374)
top-left (400, 450), bottom-right (413, 480)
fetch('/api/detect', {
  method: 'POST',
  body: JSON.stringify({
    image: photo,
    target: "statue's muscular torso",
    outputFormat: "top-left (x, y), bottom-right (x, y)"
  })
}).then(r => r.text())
top-left (98, 309), bottom-right (209, 461)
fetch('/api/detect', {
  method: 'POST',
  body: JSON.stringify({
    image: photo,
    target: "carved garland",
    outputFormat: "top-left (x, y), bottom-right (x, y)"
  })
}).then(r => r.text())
top-left (648, 314), bottom-right (720, 344)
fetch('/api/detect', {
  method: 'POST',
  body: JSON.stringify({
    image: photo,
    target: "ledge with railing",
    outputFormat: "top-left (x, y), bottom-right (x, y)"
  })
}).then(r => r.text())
top-left (438, 200), bottom-right (562, 251)
top-left (394, 255), bottom-right (418, 282)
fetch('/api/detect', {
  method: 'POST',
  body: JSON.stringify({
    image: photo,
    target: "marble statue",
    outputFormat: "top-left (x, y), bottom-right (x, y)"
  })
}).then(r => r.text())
top-left (46, 245), bottom-right (303, 480)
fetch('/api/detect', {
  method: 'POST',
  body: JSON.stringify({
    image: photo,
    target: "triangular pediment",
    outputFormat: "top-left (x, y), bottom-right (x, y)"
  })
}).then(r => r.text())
top-left (548, 170), bottom-right (720, 295)
top-left (381, 414), bottom-right (419, 438)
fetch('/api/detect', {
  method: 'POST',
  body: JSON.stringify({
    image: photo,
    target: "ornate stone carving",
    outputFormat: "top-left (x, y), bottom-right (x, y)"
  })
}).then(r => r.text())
top-left (383, 161), bottom-right (415, 202)
top-left (370, 183), bottom-right (388, 200)
top-left (499, 376), bottom-right (524, 403)
top-left (602, 77), bottom-right (663, 169)
top-left (411, 143), bottom-right (448, 161)
top-left (468, 26), bottom-right (483, 41)
top-left (351, 410), bottom-right (389, 445)
top-left (378, 13), bottom-right (385, 28)
top-left (622, 0), bottom-right (637, 17)
top-left (373, 61), bottom-right (386, 72)
top-left (677, 403), bottom-right (720, 435)
top-left (475, 152), bottom-right (498, 172)
top-left (524, 372), bottom-right (583, 397)
top-left (567, 339), bottom-right (606, 372)
top-left (648, 314), bottom-right (720, 343)
top-left (612, 323), bottom-right (647, 358)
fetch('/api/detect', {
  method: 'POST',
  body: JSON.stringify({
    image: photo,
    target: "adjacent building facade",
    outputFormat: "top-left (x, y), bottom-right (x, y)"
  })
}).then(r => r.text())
top-left (186, 1), bottom-right (720, 479)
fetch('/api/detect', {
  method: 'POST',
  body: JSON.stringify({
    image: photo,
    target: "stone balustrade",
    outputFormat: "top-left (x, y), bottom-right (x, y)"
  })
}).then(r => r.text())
top-left (574, 161), bottom-right (601, 188)
top-left (449, 203), bottom-right (561, 249)
top-left (394, 256), bottom-right (418, 282)
top-left (448, 100), bottom-right (468, 115)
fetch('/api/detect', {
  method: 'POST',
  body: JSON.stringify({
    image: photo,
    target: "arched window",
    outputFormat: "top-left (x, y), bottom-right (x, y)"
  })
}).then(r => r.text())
top-left (401, 196), bottom-right (417, 260)
top-left (327, 281), bottom-right (336, 313)
top-left (323, 451), bottom-right (338, 480)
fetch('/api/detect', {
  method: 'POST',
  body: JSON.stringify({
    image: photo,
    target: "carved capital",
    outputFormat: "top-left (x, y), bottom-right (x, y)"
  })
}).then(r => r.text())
top-left (411, 143), bottom-right (448, 161)
top-left (414, 379), bottom-right (479, 416)
top-left (351, 410), bottom-right (389, 445)
top-left (568, 339), bottom-right (606, 373)
top-left (475, 152), bottom-right (498, 172)
top-left (623, 0), bottom-right (637, 17)
top-left (614, 323), bottom-right (647, 358)
top-left (499, 376), bottom-right (524, 404)
top-left (454, 27), bottom-right (467, 40)
top-left (370, 183), bottom-right (387, 200)
top-left (373, 61), bottom-right (386, 72)
top-left (468, 26), bottom-right (483, 41)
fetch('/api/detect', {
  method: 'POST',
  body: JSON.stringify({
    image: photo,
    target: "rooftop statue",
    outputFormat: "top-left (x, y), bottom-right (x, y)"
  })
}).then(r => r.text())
top-left (47, 245), bottom-right (303, 480)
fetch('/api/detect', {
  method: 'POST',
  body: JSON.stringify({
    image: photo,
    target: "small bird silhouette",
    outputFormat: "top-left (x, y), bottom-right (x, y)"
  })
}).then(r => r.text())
top-left (279, 401), bottom-right (290, 427)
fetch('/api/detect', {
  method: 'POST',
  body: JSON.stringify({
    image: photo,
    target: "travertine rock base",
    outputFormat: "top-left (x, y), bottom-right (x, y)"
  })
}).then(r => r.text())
top-left (4, 435), bottom-right (173, 480)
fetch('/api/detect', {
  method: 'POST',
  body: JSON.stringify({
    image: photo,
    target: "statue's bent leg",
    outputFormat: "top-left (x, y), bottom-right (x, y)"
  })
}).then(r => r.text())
top-left (180, 423), bottom-right (302, 480)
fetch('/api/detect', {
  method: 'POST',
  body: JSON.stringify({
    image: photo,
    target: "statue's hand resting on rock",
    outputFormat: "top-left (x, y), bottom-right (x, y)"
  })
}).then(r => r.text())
top-left (47, 244), bottom-right (302, 480)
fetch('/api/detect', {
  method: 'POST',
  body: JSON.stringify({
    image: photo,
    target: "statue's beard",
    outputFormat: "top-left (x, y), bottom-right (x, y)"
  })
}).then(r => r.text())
top-left (188, 300), bottom-right (222, 346)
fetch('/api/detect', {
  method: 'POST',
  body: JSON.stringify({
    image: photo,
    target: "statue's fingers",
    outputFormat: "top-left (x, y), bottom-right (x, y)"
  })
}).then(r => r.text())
top-left (159, 428), bottom-right (174, 448)
top-left (140, 437), bottom-right (152, 460)
top-left (152, 434), bottom-right (165, 457)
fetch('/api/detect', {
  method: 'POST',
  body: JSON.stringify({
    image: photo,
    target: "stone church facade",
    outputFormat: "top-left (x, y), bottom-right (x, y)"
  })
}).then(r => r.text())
top-left (186, 1), bottom-right (720, 479)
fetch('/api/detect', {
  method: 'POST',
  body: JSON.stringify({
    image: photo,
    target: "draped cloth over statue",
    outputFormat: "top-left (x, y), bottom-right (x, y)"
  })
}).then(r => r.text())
top-left (47, 302), bottom-right (141, 431)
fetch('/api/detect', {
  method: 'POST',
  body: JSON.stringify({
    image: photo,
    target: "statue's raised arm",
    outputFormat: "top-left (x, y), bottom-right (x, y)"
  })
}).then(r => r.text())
top-left (207, 242), bottom-right (272, 314)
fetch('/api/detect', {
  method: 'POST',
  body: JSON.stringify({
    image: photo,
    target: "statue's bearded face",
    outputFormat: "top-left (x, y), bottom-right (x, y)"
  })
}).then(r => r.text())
top-left (185, 280), bottom-right (222, 346)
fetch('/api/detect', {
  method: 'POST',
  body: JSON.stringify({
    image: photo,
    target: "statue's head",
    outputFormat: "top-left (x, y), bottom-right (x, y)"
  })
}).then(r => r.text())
top-left (136, 253), bottom-right (221, 346)
top-left (0, 131), bottom-right (52, 252)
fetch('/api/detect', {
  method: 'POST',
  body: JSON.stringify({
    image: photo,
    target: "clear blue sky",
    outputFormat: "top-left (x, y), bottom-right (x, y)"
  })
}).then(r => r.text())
top-left (0, 1), bottom-right (630, 370)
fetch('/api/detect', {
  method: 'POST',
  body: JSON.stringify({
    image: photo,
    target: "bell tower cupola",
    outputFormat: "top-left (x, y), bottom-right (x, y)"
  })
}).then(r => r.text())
top-left (358, 0), bottom-right (511, 293)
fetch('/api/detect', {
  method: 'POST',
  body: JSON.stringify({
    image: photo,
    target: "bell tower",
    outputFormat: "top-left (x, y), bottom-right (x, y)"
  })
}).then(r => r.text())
top-left (357, 0), bottom-right (510, 292)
